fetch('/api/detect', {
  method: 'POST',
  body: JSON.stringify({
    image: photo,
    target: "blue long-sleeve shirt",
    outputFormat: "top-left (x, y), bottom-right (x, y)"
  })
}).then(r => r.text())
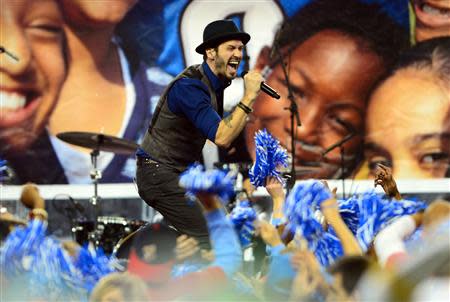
top-left (136, 62), bottom-right (228, 159)
top-left (205, 208), bottom-right (242, 277)
top-left (266, 244), bottom-right (296, 297)
top-left (168, 62), bottom-right (228, 141)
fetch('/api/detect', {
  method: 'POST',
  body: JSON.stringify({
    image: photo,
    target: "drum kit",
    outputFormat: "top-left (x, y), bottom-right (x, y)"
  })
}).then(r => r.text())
top-left (56, 131), bottom-right (146, 255)
top-left (54, 131), bottom-right (254, 255)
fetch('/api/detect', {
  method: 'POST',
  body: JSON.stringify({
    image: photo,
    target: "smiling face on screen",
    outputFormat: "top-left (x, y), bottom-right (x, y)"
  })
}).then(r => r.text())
top-left (246, 30), bottom-right (384, 179)
top-left (411, 0), bottom-right (450, 42)
top-left (0, 0), bottom-right (66, 153)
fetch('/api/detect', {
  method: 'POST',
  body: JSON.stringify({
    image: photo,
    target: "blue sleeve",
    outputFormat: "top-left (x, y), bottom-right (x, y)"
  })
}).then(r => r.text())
top-left (266, 244), bottom-right (296, 288)
top-left (168, 78), bottom-right (221, 141)
top-left (205, 209), bottom-right (242, 278)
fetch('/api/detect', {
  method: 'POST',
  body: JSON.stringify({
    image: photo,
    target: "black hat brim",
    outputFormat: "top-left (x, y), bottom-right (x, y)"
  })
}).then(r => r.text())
top-left (195, 32), bottom-right (251, 54)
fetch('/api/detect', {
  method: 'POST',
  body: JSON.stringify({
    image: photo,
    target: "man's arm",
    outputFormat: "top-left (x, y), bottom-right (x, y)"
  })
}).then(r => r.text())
top-left (214, 71), bottom-right (263, 148)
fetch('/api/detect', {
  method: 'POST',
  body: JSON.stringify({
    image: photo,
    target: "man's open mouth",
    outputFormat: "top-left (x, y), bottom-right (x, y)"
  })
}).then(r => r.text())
top-left (227, 60), bottom-right (240, 72)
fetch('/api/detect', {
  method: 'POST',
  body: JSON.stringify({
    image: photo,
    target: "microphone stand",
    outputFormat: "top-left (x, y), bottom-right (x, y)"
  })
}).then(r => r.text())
top-left (272, 44), bottom-right (301, 193)
top-left (322, 132), bottom-right (356, 199)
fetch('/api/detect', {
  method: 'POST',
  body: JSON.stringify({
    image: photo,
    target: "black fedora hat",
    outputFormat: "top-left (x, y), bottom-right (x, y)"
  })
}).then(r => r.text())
top-left (195, 19), bottom-right (251, 54)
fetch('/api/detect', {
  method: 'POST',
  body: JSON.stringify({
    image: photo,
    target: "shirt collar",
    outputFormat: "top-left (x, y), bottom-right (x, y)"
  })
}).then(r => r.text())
top-left (202, 61), bottom-right (231, 92)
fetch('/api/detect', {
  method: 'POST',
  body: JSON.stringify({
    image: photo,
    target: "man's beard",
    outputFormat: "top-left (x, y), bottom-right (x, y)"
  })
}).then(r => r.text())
top-left (214, 56), bottom-right (228, 78)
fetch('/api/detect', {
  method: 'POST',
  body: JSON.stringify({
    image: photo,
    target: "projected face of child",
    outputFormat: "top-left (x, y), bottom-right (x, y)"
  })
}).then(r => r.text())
top-left (246, 30), bottom-right (384, 179)
top-left (365, 68), bottom-right (450, 179)
top-left (0, 0), bottom-right (66, 152)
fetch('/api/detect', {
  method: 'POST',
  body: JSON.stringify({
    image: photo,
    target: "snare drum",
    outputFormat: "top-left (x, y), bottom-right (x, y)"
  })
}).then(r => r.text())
top-left (95, 216), bottom-right (146, 254)
top-left (72, 219), bottom-right (95, 246)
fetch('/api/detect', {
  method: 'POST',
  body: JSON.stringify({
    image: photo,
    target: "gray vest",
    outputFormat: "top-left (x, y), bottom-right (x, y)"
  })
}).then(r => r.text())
top-left (140, 64), bottom-right (219, 172)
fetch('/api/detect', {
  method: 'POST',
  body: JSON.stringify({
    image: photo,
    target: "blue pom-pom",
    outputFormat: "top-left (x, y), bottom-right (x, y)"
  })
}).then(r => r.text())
top-left (356, 192), bottom-right (427, 251)
top-left (179, 163), bottom-right (236, 204)
top-left (229, 200), bottom-right (257, 248)
top-left (283, 180), bottom-right (340, 267)
top-left (0, 220), bottom-right (87, 300)
top-left (0, 219), bottom-right (119, 299)
top-left (249, 129), bottom-right (288, 188)
top-left (337, 196), bottom-right (360, 235)
top-left (74, 245), bottom-right (116, 292)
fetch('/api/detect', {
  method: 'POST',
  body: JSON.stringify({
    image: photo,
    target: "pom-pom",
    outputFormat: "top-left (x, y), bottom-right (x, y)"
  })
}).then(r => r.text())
top-left (229, 200), bottom-right (257, 248)
top-left (283, 180), bottom-right (341, 267)
top-left (0, 219), bottom-right (118, 299)
top-left (0, 219), bottom-right (86, 300)
top-left (283, 180), bottom-right (332, 239)
top-left (337, 196), bottom-right (360, 235)
top-left (249, 129), bottom-right (288, 187)
top-left (179, 163), bottom-right (236, 204)
top-left (74, 245), bottom-right (116, 292)
top-left (356, 192), bottom-right (427, 251)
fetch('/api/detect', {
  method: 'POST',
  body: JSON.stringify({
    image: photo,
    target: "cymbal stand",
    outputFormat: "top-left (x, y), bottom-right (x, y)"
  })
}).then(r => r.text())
top-left (90, 148), bottom-right (102, 206)
top-left (89, 139), bottom-right (103, 248)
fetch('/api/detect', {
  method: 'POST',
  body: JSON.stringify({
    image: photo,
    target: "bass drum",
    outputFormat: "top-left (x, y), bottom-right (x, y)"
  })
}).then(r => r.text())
top-left (110, 225), bottom-right (144, 267)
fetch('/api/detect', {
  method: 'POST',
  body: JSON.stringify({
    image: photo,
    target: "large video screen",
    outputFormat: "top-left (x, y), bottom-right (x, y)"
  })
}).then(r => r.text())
top-left (1, 0), bottom-right (449, 184)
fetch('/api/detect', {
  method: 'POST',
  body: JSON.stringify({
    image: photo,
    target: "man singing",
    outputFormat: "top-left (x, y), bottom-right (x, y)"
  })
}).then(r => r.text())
top-left (135, 20), bottom-right (263, 247)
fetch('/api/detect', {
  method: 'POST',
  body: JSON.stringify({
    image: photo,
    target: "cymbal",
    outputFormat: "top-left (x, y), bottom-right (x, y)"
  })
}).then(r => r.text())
top-left (56, 131), bottom-right (139, 155)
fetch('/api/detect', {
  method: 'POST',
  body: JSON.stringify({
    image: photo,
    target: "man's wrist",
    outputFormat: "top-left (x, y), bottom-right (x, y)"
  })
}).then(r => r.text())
top-left (236, 102), bottom-right (252, 114)
top-left (241, 94), bottom-right (256, 105)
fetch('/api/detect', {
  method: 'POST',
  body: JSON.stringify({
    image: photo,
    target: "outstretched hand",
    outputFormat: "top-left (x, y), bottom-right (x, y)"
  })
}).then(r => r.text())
top-left (374, 164), bottom-right (401, 199)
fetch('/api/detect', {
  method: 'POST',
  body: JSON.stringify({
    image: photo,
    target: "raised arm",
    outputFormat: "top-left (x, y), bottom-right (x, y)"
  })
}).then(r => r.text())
top-left (320, 194), bottom-right (362, 256)
top-left (266, 177), bottom-right (286, 224)
top-left (215, 71), bottom-right (263, 148)
top-left (196, 193), bottom-right (242, 277)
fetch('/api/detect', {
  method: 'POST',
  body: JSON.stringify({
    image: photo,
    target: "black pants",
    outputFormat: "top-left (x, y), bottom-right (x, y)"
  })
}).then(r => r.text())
top-left (136, 158), bottom-right (210, 249)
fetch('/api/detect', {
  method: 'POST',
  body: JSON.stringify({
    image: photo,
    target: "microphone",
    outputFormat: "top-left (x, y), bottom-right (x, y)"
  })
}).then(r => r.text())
top-left (241, 71), bottom-right (280, 99)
